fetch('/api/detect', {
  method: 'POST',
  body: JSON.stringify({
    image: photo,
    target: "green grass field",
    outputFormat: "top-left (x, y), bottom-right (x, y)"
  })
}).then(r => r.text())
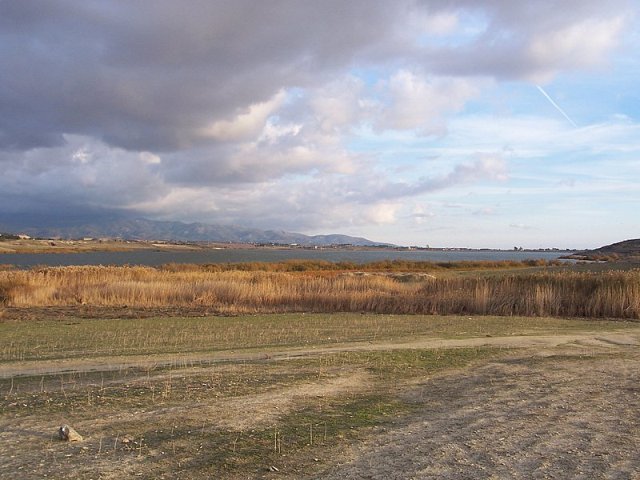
top-left (0, 313), bottom-right (632, 362)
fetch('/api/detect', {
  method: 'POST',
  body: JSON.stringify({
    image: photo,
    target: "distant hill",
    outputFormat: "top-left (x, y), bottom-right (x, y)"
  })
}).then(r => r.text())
top-left (564, 239), bottom-right (640, 261)
top-left (0, 218), bottom-right (390, 247)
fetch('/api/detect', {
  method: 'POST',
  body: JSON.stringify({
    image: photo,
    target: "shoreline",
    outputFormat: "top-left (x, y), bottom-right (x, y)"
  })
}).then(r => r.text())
top-left (0, 238), bottom-right (571, 255)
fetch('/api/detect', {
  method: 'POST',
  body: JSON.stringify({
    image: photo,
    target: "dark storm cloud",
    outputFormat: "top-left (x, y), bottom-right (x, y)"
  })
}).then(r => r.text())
top-left (1, 0), bottom-right (627, 151)
top-left (0, 0), bottom-right (404, 152)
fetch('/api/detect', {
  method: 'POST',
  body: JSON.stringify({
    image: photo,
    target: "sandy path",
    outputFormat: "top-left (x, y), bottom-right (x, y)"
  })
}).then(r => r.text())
top-left (313, 350), bottom-right (640, 479)
top-left (2, 329), bottom-right (639, 379)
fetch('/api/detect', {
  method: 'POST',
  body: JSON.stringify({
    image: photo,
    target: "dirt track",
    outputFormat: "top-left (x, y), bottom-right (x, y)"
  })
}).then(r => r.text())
top-left (2, 330), bottom-right (637, 379)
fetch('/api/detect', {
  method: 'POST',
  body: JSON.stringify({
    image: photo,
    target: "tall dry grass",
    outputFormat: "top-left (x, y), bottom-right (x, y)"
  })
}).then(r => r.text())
top-left (0, 265), bottom-right (639, 319)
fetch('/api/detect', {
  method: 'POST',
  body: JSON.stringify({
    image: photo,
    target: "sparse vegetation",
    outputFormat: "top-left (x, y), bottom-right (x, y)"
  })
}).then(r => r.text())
top-left (1, 313), bottom-right (629, 362)
top-left (0, 232), bottom-right (20, 241)
top-left (0, 341), bottom-right (500, 478)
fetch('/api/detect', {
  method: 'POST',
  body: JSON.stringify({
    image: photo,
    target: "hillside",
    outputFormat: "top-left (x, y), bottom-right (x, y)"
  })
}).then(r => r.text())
top-left (564, 239), bottom-right (640, 261)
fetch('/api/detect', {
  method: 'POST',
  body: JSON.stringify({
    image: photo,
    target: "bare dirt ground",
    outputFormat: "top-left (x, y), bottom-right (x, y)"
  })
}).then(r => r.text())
top-left (314, 349), bottom-right (640, 479)
top-left (1, 328), bottom-right (639, 479)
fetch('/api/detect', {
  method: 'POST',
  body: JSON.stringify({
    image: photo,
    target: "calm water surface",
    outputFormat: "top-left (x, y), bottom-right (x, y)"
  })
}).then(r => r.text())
top-left (0, 248), bottom-right (570, 269)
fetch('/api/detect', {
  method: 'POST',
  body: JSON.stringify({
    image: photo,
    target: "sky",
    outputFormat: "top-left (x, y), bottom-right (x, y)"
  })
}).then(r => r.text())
top-left (1, 0), bottom-right (639, 249)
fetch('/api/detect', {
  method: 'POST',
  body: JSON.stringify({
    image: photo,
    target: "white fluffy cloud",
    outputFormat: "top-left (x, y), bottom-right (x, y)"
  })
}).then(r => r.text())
top-left (309, 76), bottom-right (367, 133)
top-left (527, 17), bottom-right (625, 82)
top-left (200, 91), bottom-right (286, 142)
top-left (376, 71), bottom-right (480, 134)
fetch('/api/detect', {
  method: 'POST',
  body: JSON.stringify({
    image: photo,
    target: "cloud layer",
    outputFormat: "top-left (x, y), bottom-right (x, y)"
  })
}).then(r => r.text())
top-left (0, 0), bottom-right (637, 247)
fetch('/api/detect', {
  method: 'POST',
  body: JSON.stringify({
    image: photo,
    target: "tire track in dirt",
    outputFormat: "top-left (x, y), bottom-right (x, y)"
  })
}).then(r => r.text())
top-left (81, 368), bottom-right (372, 432)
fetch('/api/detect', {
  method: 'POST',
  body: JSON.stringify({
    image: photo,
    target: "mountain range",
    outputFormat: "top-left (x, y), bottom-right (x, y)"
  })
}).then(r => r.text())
top-left (0, 217), bottom-right (389, 247)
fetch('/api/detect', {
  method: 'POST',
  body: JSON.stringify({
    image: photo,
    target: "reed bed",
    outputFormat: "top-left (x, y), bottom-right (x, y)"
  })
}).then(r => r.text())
top-left (1, 265), bottom-right (639, 319)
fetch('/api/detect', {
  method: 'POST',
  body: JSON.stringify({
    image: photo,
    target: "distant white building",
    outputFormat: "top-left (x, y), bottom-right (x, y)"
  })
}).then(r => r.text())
top-left (18, 234), bottom-right (31, 240)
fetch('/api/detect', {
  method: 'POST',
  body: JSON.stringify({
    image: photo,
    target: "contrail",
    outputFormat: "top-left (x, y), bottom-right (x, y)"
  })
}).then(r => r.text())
top-left (536, 85), bottom-right (578, 128)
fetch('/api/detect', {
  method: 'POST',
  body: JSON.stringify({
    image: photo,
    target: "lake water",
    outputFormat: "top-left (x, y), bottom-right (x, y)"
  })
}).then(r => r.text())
top-left (0, 248), bottom-right (570, 269)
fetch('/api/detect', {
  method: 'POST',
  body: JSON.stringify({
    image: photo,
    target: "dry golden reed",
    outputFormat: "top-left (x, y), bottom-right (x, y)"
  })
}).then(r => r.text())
top-left (0, 264), bottom-right (639, 319)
